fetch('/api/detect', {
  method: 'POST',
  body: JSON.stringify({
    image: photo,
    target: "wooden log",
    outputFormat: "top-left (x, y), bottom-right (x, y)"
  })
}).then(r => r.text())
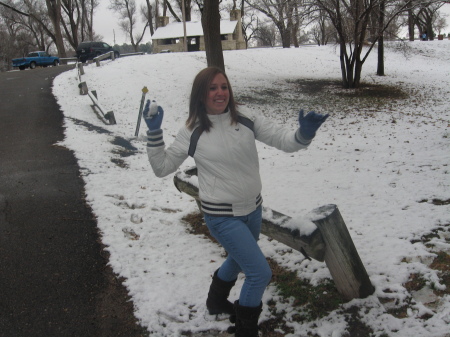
top-left (310, 204), bottom-right (375, 300)
top-left (173, 167), bottom-right (202, 211)
top-left (261, 209), bottom-right (325, 262)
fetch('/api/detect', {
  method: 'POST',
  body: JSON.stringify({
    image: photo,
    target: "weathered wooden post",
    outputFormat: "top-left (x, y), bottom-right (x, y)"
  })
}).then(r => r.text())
top-left (78, 81), bottom-right (88, 95)
top-left (173, 168), bottom-right (375, 300)
top-left (77, 62), bottom-right (84, 75)
top-left (309, 204), bottom-right (375, 300)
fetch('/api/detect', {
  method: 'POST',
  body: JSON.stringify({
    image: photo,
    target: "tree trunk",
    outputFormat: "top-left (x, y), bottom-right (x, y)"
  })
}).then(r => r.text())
top-left (377, 1), bottom-right (385, 76)
top-left (45, 0), bottom-right (66, 57)
top-left (184, 0), bottom-right (192, 22)
top-left (201, 0), bottom-right (225, 71)
top-left (354, 58), bottom-right (363, 88)
top-left (408, 9), bottom-right (415, 41)
top-left (280, 25), bottom-right (291, 48)
top-left (146, 0), bottom-right (154, 35)
top-left (289, 2), bottom-right (298, 48)
top-left (427, 22), bottom-right (434, 40)
top-left (165, 0), bottom-right (181, 22)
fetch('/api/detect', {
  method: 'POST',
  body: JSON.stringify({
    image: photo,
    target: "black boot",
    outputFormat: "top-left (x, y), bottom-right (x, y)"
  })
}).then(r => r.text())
top-left (234, 300), bottom-right (262, 337)
top-left (206, 269), bottom-right (236, 315)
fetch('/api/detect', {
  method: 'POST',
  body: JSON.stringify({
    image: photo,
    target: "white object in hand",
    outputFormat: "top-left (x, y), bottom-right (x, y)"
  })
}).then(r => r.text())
top-left (149, 100), bottom-right (158, 117)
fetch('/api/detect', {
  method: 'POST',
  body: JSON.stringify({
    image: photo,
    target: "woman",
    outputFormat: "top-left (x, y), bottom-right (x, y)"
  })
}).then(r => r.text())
top-left (144, 67), bottom-right (328, 336)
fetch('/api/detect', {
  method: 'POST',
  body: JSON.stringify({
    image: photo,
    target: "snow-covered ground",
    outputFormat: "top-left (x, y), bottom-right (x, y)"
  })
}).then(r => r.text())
top-left (52, 40), bottom-right (450, 336)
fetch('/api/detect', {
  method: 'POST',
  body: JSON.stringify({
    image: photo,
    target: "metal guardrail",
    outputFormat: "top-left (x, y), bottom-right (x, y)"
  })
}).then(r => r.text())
top-left (59, 57), bottom-right (78, 64)
top-left (120, 52), bottom-right (146, 57)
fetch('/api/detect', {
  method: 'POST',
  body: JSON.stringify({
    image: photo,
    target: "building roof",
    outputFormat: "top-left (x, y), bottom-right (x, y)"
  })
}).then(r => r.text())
top-left (151, 20), bottom-right (238, 40)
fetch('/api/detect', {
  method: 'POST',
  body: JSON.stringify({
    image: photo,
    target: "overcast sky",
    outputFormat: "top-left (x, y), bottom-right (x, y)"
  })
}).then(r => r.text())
top-left (93, 1), bottom-right (450, 46)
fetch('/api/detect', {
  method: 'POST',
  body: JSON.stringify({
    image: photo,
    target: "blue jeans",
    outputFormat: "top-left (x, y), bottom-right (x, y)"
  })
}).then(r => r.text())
top-left (204, 206), bottom-right (272, 307)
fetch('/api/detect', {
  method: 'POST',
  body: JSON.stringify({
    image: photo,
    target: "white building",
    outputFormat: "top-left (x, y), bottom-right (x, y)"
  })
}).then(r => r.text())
top-left (151, 10), bottom-right (246, 53)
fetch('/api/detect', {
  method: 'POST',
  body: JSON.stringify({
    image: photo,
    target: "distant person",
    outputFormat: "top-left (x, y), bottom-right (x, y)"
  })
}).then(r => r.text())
top-left (422, 32), bottom-right (428, 41)
top-left (143, 67), bottom-right (328, 336)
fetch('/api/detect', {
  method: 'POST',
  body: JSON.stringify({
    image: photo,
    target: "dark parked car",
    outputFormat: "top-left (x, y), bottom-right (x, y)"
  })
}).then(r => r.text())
top-left (76, 41), bottom-right (119, 63)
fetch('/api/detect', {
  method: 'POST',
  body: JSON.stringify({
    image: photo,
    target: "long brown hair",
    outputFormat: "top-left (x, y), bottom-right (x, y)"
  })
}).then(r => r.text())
top-left (186, 67), bottom-right (239, 132)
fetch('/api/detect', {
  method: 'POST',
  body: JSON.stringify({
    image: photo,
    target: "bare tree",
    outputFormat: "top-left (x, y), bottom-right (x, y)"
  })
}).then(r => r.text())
top-left (109, 0), bottom-right (148, 51)
top-left (5, 0), bottom-right (68, 56)
top-left (1, 1), bottom-right (51, 52)
top-left (313, 0), bottom-right (416, 88)
top-left (310, 10), bottom-right (334, 45)
top-left (174, 0), bottom-right (192, 21)
top-left (254, 19), bottom-right (278, 46)
top-left (60, 0), bottom-right (81, 49)
top-left (411, 1), bottom-right (445, 40)
top-left (1, 0), bottom-right (101, 66)
top-left (81, 0), bottom-right (98, 41)
top-left (241, 11), bottom-right (259, 46)
top-left (201, 0), bottom-right (225, 71)
top-left (58, 0), bottom-right (99, 48)
top-left (434, 15), bottom-right (447, 35)
top-left (164, 0), bottom-right (181, 21)
top-left (245, 0), bottom-right (299, 48)
top-left (2, 0), bottom-right (67, 56)
top-left (143, 0), bottom-right (155, 36)
top-left (0, 1), bottom-right (36, 70)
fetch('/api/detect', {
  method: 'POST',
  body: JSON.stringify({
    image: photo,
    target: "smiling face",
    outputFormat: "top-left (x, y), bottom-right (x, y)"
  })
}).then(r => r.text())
top-left (204, 73), bottom-right (230, 115)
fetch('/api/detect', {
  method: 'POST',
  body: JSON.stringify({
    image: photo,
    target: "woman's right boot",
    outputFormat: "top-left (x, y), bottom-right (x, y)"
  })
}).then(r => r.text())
top-left (234, 300), bottom-right (262, 337)
top-left (206, 269), bottom-right (236, 315)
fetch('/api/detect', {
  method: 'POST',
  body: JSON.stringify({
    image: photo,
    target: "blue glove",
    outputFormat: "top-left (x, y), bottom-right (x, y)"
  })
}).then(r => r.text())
top-left (298, 109), bottom-right (329, 140)
top-left (143, 99), bottom-right (164, 130)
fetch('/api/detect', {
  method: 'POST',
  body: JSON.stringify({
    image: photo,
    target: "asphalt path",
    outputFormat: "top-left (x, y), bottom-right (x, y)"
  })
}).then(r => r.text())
top-left (0, 66), bottom-right (147, 337)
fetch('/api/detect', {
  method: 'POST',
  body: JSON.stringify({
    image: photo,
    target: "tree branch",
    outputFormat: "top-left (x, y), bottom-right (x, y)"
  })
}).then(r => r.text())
top-left (0, 1), bottom-right (30, 16)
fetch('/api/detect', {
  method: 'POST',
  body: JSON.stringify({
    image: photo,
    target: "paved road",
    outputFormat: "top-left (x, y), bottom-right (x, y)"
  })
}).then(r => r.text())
top-left (0, 66), bottom-right (147, 337)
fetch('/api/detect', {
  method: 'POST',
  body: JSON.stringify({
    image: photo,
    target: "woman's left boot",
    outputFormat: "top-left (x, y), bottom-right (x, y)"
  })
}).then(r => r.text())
top-left (206, 269), bottom-right (236, 315)
top-left (233, 300), bottom-right (263, 337)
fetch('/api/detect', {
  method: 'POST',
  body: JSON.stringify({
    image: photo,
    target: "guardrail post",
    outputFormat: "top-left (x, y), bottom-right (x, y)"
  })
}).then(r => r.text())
top-left (78, 81), bottom-right (88, 95)
top-left (309, 204), bottom-right (375, 300)
top-left (77, 62), bottom-right (84, 75)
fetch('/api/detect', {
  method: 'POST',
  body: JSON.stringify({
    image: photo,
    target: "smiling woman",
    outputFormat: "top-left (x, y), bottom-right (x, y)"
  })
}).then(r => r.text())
top-left (144, 66), bottom-right (329, 336)
top-left (204, 73), bottom-right (230, 115)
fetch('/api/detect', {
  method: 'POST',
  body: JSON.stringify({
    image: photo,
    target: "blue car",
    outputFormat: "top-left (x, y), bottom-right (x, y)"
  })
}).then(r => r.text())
top-left (12, 51), bottom-right (60, 70)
